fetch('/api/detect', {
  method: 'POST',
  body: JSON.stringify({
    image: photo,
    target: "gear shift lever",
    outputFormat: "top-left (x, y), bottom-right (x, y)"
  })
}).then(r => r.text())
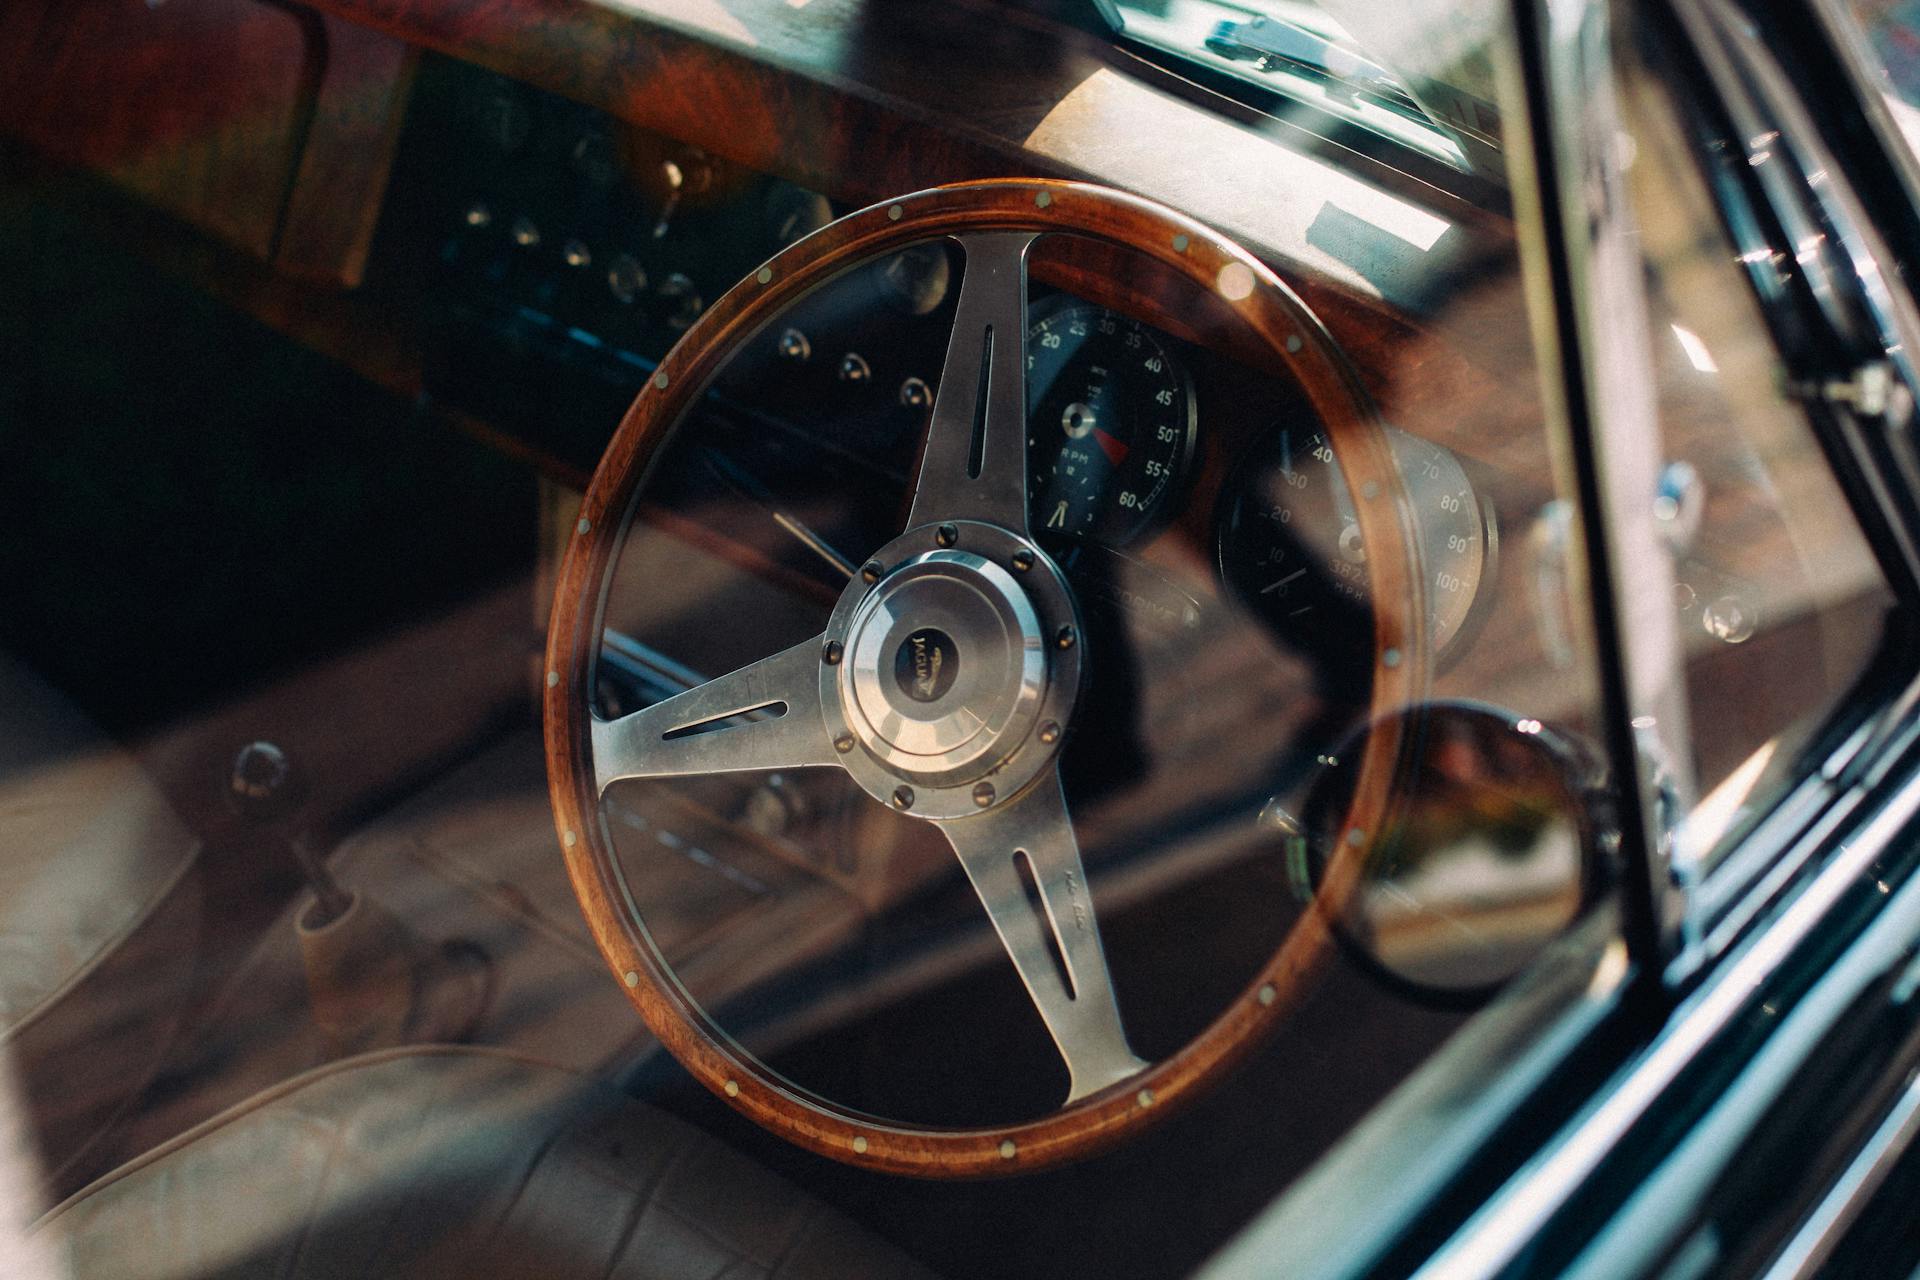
top-left (225, 741), bottom-right (490, 1055)
top-left (228, 742), bottom-right (353, 927)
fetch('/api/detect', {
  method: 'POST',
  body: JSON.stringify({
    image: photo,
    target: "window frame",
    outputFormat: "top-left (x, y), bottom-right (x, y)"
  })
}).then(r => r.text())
top-left (1207, 0), bottom-right (1920, 1272)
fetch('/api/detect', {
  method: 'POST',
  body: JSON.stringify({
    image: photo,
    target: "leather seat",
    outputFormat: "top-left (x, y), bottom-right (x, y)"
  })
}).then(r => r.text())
top-left (0, 654), bottom-right (201, 1185)
top-left (34, 1047), bottom-right (933, 1279)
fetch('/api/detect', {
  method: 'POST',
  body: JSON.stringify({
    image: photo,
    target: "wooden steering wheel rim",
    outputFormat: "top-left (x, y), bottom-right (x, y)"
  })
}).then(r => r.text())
top-left (545, 178), bottom-right (1425, 1177)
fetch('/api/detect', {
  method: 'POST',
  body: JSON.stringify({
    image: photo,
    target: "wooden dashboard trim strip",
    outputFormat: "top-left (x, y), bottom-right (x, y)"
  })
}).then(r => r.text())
top-left (294, 0), bottom-right (1505, 319)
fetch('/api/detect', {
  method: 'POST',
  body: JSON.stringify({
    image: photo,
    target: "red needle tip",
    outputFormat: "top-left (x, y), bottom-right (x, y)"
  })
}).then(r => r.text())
top-left (1092, 428), bottom-right (1130, 466)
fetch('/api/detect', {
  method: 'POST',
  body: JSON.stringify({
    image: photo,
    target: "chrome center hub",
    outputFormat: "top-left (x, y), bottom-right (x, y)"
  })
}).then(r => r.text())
top-left (821, 522), bottom-right (1082, 819)
top-left (841, 550), bottom-right (1046, 777)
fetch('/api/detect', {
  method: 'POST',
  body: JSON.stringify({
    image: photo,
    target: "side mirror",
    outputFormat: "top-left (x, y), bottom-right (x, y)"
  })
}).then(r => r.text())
top-left (1300, 701), bottom-right (1603, 1000)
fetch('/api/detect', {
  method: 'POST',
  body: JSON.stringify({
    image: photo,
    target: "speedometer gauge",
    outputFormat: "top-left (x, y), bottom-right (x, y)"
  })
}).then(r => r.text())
top-left (1026, 300), bottom-right (1196, 546)
top-left (1219, 424), bottom-right (1494, 661)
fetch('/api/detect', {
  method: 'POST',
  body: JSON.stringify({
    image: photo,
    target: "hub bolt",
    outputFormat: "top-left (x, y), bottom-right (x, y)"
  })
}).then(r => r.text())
top-left (891, 785), bottom-right (915, 810)
top-left (1039, 721), bottom-right (1061, 745)
top-left (972, 781), bottom-right (996, 808)
top-left (860, 559), bottom-right (885, 584)
top-left (1011, 548), bottom-right (1035, 572)
top-left (823, 640), bottom-right (844, 666)
top-left (833, 733), bottom-right (855, 754)
top-left (1055, 625), bottom-right (1076, 650)
top-left (935, 523), bottom-right (959, 548)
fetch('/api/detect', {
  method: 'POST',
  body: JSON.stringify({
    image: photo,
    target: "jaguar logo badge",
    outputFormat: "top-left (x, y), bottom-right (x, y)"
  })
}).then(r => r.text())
top-left (893, 628), bottom-right (959, 703)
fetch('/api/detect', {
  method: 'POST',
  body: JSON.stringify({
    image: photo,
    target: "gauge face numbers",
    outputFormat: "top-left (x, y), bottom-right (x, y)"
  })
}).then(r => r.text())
top-left (1026, 302), bottom-right (1194, 546)
top-left (1220, 425), bottom-right (1490, 660)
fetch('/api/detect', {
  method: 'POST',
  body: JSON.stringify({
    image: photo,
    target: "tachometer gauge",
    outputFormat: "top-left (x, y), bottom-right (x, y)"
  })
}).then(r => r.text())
top-left (1026, 300), bottom-right (1196, 546)
top-left (1219, 424), bottom-right (1494, 662)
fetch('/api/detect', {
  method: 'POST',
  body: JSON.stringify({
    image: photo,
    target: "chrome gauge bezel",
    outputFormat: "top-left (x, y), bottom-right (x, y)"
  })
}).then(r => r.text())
top-left (1024, 290), bottom-right (1200, 551)
top-left (1214, 422), bottom-right (1499, 670)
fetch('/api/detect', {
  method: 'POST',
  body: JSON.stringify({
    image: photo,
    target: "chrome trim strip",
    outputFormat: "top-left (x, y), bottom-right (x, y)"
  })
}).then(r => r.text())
top-left (1414, 750), bottom-right (1920, 1279)
top-left (1504, 0), bottom-right (1689, 966)
top-left (1761, 1069), bottom-right (1920, 1280)
top-left (1198, 912), bottom-right (1630, 1280)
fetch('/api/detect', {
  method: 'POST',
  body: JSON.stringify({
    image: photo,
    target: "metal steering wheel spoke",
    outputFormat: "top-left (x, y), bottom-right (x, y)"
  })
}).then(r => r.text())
top-left (940, 764), bottom-right (1148, 1104)
top-left (905, 231), bottom-right (1038, 536)
top-left (590, 636), bottom-right (839, 791)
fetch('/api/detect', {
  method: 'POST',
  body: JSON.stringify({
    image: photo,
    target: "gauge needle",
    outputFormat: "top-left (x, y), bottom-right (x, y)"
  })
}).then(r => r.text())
top-left (702, 449), bottom-right (858, 581)
top-left (1261, 568), bottom-right (1307, 594)
top-left (1091, 427), bottom-right (1130, 467)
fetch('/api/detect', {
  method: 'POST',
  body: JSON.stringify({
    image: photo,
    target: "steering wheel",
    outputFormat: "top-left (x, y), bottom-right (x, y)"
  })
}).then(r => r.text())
top-left (546, 179), bottom-right (1424, 1176)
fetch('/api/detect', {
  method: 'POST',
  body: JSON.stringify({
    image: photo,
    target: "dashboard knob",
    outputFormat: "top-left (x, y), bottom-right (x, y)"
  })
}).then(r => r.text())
top-left (877, 243), bottom-right (953, 315)
top-left (571, 129), bottom-right (620, 187)
top-left (658, 272), bottom-right (704, 330)
top-left (474, 86), bottom-right (532, 155)
top-left (651, 154), bottom-right (714, 241)
top-left (229, 740), bottom-right (302, 824)
top-left (607, 253), bottom-right (646, 303)
top-left (778, 328), bottom-right (812, 361)
top-left (764, 182), bottom-right (833, 249)
top-left (838, 353), bottom-right (872, 383)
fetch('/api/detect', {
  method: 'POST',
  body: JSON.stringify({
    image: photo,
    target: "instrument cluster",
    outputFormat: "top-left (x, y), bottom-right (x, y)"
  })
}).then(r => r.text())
top-left (1018, 290), bottom-right (1498, 674)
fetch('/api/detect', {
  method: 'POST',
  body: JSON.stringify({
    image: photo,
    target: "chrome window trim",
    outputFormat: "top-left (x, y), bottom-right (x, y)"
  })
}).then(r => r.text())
top-left (1210, 0), bottom-right (1920, 1271)
top-left (1758, 1068), bottom-right (1920, 1280)
top-left (1678, 0), bottom-right (1920, 589)
top-left (1657, 0), bottom-right (1920, 972)
top-left (1505, 0), bottom-right (1692, 967)
top-left (1413, 738), bottom-right (1920, 1278)
top-left (1805, 0), bottom-right (1920, 229)
top-left (1198, 913), bottom-right (1633, 1280)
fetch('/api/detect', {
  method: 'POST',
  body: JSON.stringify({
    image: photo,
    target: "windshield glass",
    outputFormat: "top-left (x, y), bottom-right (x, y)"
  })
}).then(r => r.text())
top-left (1109, 0), bottom-right (1507, 178)
top-left (7, 0), bottom-right (1896, 1275)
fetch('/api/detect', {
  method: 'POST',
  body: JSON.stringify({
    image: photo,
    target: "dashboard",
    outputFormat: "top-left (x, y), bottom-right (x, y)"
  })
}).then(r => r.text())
top-left (1, 0), bottom-right (1859, 1087)
top-left (384, 57), bottom-right (1504, 691)
top-left (352, 54), bottom-right (1829, 1042)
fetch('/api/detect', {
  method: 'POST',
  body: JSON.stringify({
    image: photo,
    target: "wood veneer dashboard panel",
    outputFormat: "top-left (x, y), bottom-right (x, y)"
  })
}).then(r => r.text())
top-left (291, 0), bottom-right (1540, 466)
top-left (0, 0), bottom-right (318, 261)
top-left (0, 0), bottom-right (415, 285)
top-left (291, 0), bottom-right (1504, 298)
